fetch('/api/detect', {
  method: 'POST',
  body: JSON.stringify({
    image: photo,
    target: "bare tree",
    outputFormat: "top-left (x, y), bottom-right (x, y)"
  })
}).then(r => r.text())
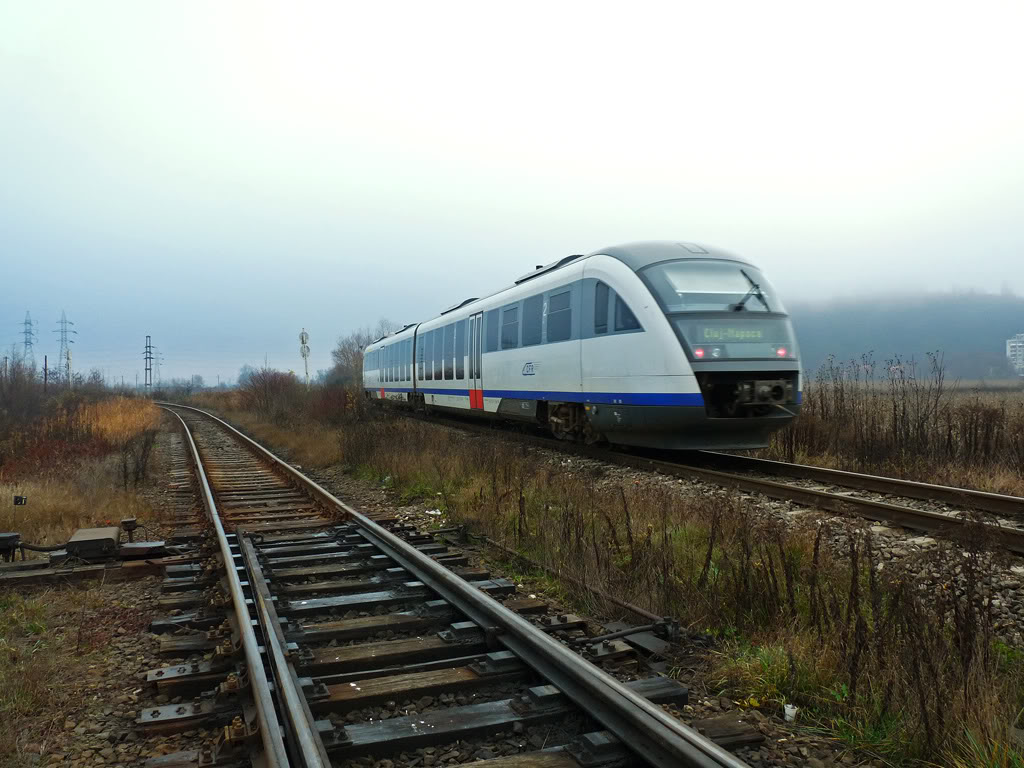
top-left (331, 318), bottom-right (398, 387)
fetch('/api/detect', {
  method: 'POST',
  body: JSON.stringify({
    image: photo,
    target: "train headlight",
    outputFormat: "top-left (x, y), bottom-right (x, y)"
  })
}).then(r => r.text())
top-left (694, 348), bottom-right (705, 359)
top-left (776, 347), bottom-right (788, 357)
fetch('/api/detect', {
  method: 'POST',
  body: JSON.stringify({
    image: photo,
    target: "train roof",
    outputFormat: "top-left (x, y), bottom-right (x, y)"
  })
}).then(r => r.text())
top-left (378, 240), bottom-right (756, 340)
top-left (589, 240), bottom-right (753, 272)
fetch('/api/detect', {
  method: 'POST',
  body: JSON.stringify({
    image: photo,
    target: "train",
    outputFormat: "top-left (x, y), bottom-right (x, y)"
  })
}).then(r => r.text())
top-left (362, 241), bottom-right (801, 450)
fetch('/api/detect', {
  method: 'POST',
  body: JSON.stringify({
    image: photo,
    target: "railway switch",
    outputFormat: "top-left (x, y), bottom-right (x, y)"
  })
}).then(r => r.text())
top-left (66, 526), bottom-right (120, 560)
top-left (120, 517), bottom-right (138, 542)
top-left (0, 532), bottom-right (20, 562)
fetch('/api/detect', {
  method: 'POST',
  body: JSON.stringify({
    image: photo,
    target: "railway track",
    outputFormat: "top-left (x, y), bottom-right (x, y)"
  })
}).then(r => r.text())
top-left (144, 404), bottom-right (749, 768)
top-left (402, 411), bottom-right (1024, 555)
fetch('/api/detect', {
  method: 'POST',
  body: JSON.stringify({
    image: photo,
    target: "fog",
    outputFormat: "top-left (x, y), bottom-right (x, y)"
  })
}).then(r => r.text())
top-left (2, 1), bottom-right (1022, 383)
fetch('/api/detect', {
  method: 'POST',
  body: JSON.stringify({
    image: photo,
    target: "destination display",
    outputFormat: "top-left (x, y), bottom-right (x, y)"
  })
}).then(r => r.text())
top-left (697, 325), bottom-right (766, 342)
top-left (673, 315), bottom-right (797, 361)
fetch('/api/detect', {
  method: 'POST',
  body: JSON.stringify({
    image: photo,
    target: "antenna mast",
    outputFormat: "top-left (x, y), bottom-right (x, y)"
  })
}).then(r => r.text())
top-left (299, 329), bottom-right (310, 387)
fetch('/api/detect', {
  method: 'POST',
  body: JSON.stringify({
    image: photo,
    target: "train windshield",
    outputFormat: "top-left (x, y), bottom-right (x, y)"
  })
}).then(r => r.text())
top-left (640, 259), bottom-right (797, 361)
top-left (640, 259), bottom-right (786, 314)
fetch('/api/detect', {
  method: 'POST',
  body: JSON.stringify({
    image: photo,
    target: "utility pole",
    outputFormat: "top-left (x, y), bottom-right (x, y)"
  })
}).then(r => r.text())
top-left (299, 329), bottom-right (310, 387)
top-left (153, 347), bottom-right (163, 386)
top-left (43, 355), bottom-right (48, 392)
top-left (143, 336), bottom-right (153, 389)
top-left (22, 311), bottom-right (37, 364)
top-left (52, 311), bottom-right (76, 387)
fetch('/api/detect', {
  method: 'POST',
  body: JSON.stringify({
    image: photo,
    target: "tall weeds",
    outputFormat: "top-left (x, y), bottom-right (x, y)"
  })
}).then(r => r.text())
top-left (768, 354), bottom-right (1024, 494)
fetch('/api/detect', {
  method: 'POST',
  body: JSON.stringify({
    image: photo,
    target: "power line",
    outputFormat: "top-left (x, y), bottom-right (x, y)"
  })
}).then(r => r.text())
top-left (21, 311), bottom-right (37, 363)
top-left (144, 335), bottom-right (153, 389)
top-left (52, 310), bottom-right (77, 386)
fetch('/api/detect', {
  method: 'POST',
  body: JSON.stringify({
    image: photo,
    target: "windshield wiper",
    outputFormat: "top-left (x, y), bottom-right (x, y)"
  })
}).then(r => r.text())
top-left (731, 269), bottom-right (771, 312)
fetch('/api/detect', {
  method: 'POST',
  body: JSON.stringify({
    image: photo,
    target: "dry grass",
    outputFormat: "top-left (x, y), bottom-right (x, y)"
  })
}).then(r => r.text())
top-left (0, 584), bottom-right (153, 766)
top-left (765, 355), bottom-right (1024, 496)
top-left (336, 414), bottom-right (1024, 765)
top-left (193, 397), bottom-right (1024, 765)
top-left (0, 456), bottom-right (160, 550)
top-left (0, 588), bottom-right (101, 764)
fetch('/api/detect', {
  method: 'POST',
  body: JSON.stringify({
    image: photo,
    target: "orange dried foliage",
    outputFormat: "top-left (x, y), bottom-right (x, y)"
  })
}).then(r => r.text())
top-left (79, 397), bottom-right (160, 445)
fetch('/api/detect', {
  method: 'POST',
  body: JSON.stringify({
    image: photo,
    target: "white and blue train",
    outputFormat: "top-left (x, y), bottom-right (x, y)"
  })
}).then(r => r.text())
top-left (362, 241), bottom-right (801, 450)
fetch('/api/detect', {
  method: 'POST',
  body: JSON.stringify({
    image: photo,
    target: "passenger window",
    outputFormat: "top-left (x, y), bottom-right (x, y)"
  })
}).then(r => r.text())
top-left (485, 309), bottom-right (499, 352)
top-left (547, 290), bottom-right (571, 342)
top-left (523, 295), bottom-right (543, 346)
top-left (402, 340), bottom-right (408, 382)
top-left (433, 329), bottom-right (443, 380)
top-left (501, 306), bottom-right (519, 349)
top-left (615, 296), bottom-right (641, 332)
top-left (444, 324), bottom-right (455, 380)
top-left (455, 320), bottom-right (466, 379)
top-left (423, 334), bottom-right (432, 380)
top-left (595, 282), bottom-right (609, 334)
top-left (417, 337), bottom-right (424, 381)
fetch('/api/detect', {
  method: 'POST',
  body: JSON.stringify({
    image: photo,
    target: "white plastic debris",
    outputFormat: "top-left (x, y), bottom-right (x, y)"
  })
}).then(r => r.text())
top-left (784, 704), bottom-right (798, 722)
top-left (424, 509), bottom-right (442, 516)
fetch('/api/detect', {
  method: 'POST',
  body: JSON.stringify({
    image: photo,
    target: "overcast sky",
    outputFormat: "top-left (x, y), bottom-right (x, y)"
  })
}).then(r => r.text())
top-left (2, 1), bottom-right (1022, 384)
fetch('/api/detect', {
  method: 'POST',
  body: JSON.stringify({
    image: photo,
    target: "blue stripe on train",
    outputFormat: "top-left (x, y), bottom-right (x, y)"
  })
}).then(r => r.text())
top-left (375, 387), bottom-right (704, 407)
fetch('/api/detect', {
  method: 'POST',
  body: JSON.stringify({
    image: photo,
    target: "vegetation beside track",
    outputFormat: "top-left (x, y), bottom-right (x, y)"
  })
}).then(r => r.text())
top-left (188, 385), bottom-right (1024, 767)
top-left (764, 354), bottom-right (1024, 496)
top-left (0, 360), bottom-right (164, 549)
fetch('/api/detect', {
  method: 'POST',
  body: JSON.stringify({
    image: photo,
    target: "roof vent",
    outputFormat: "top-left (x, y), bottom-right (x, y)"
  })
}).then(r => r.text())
top-left (515, 254), bottom-right (585, 285)
top-left (440, 297), bottom-right (479, 315)
top-left (680, 242), bottom-right (708, 254)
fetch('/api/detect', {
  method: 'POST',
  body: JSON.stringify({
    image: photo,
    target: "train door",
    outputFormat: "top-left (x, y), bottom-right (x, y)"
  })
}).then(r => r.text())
top-left (468, 312), bottom-right (484, 409)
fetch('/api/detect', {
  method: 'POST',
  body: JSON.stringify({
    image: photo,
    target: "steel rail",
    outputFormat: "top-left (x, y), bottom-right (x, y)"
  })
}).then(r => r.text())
top-left (698, 451), bottom-right (1024, 518)
top-left (161, 403), bottom-right (750, 768)
top-left (240, 537), bottom-right (332, 768)
top-left (162, 407), bottom-right (291, 768)
top-left (612, 454), bottom-right (1024, 555)
top-left (398, 410), bottom-right (1024, 555)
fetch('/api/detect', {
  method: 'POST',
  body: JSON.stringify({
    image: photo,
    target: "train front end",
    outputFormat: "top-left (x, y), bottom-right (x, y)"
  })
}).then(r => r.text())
top-left (588, 242), bottom-right (802, 450)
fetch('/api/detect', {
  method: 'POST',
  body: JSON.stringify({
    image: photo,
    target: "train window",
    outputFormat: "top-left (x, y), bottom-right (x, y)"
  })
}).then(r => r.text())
top-left (547, 289), bottom-right (571, 342)
top-left (384, 345), bottom-right (390, 383)
top-left (423, 334), bottom-right (432, 380)
top-left (455, 320), bottom-right (466, 379)
top-left (615, 296), bottom-right (641, 332)
top-left (416, 336), bottom-right (424, 381)
top-left (443, 324), bottom-right (455, 380)
top-left (405, 339), bottom-right (412, 381)
top-left (485, 309), bottom-right (499, 352)
top-left (595, 282), bottom-right (609, 334)
top-left (401, 340), bottom-right (407, 382)
top-left (433, 329), bottom-right (443, 380)
top-left (523, 295), bottom-right (543, 346)
top-left (390, 344), bottom-right (395, 383)
top-left (501, 306), bottom-right (519, 349)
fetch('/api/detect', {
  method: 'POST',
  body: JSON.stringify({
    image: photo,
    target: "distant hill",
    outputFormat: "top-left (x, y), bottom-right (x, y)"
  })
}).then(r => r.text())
top-left (787, 292), bottom-right (1024, 380)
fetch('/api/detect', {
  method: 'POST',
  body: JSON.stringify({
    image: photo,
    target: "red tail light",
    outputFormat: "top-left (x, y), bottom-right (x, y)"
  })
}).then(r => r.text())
top-left (694, 348), bottom-right (705, 358)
